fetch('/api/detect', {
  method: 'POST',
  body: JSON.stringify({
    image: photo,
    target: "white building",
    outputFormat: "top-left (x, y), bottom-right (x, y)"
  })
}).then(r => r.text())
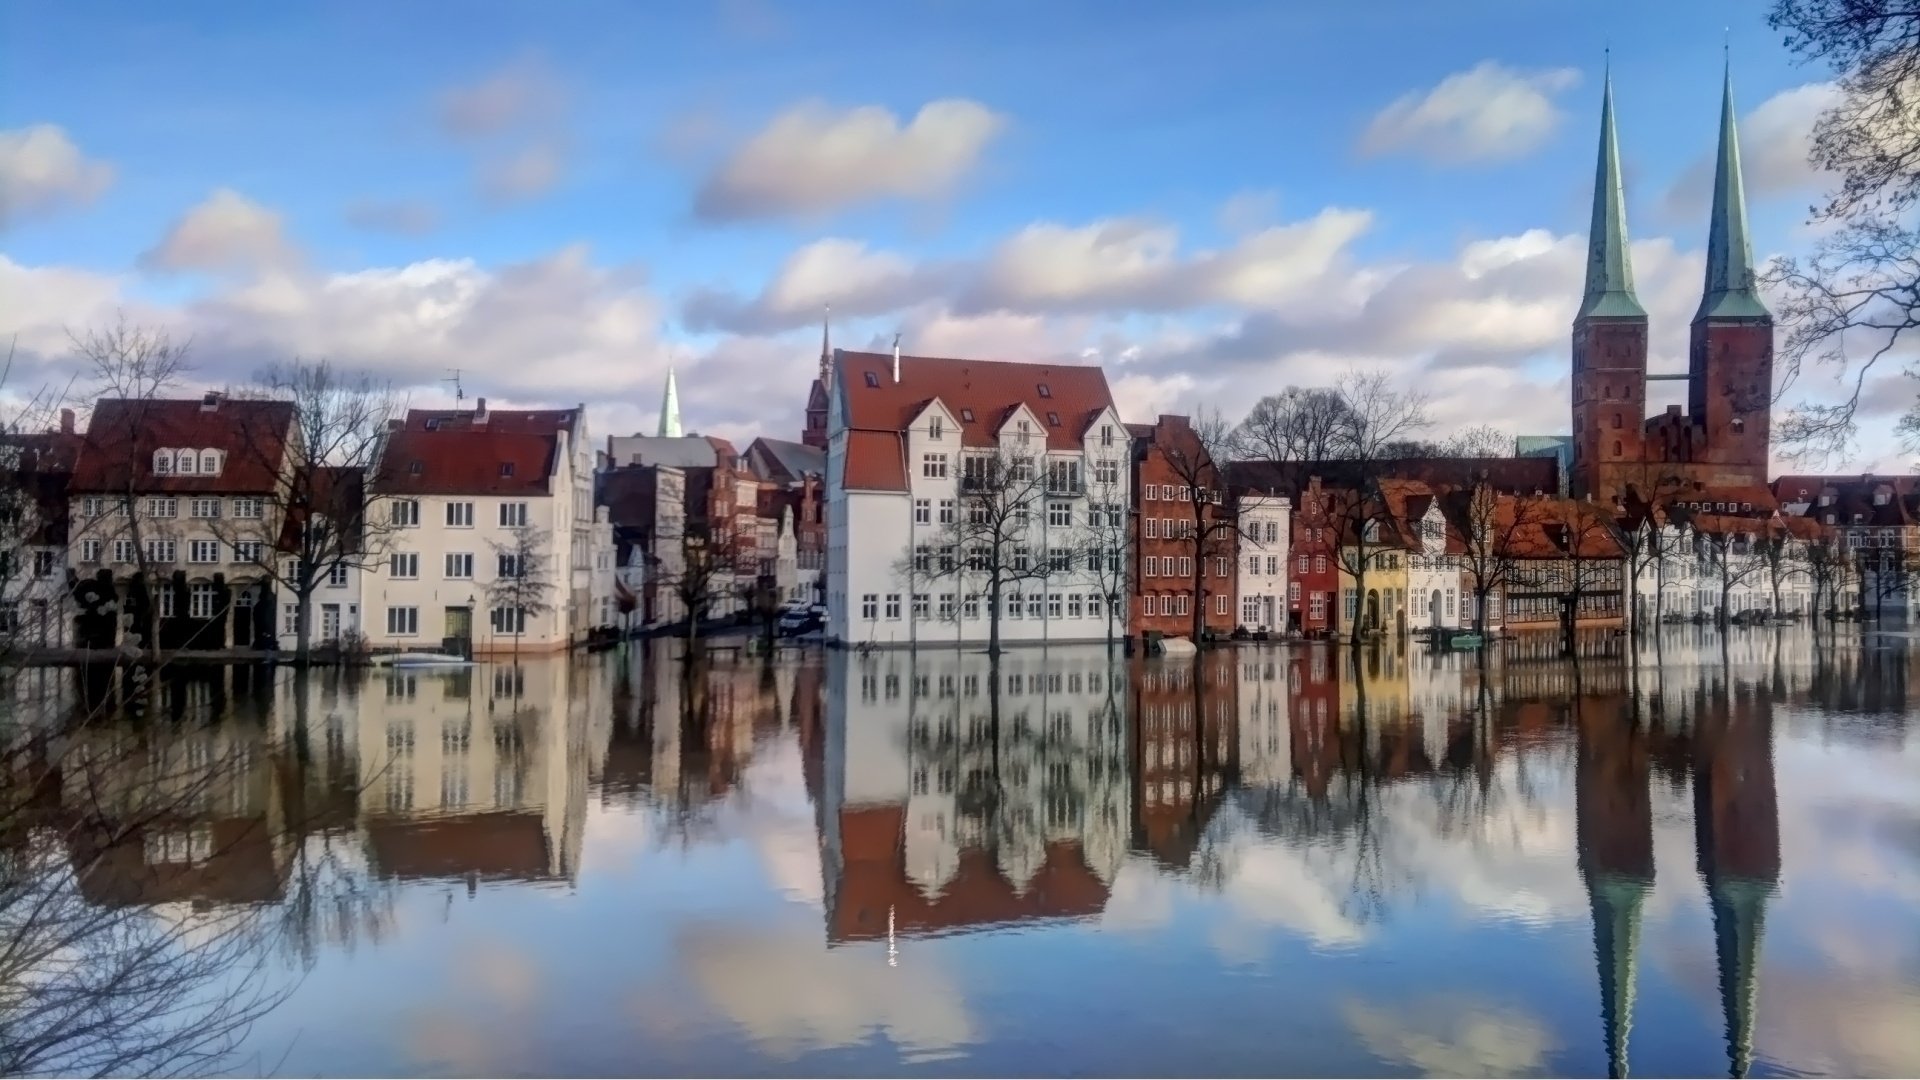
top-left (362, 400), bottom-right (604, 655)
top-left (825, 348), bottom-right (1132, 648)
top-left (1234, 494), bottom-right (1292, 632)
top-left (1403, 496), bottom-right (1465, 633)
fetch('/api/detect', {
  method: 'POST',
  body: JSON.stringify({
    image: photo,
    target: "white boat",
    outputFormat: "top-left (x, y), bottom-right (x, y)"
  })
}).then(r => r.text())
top-left (373, 652), bottom-right (474, 668)
top-left (1157, 636), bottom-right (1199, 657)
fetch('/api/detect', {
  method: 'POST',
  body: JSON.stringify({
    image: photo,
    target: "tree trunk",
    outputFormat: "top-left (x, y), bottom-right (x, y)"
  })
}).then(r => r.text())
top-left (1191, 557), bottom-right (1206, 645)
top-left (988, 576), bottom-right (1002, 658)
top-left (295, 586), bottom-right (312, 665)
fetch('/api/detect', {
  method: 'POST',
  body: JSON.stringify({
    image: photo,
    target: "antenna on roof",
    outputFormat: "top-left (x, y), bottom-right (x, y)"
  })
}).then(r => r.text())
top-left (445, 369), bottom-right (465, 403)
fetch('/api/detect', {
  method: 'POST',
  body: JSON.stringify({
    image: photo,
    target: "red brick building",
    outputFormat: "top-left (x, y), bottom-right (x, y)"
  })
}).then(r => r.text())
top-left (1288, 477), bottom-right (1340, 635)
top-left (1130, 416), bottom-right (1236, 642)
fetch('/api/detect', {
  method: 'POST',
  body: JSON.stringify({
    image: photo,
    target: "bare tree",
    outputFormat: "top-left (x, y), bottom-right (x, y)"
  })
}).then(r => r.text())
top-left (218, 359), bottom-right (403, 663)
top-left (1757, 521), bottom-right (1813, 616)
top-left (1452, 484), bottom-right (1545, 636)
top-left (1693, 519), bottom-right (1771, 625)
top-left (1856, 541), bottom-right (1917, 620)
top-left (1151, 410), bottom-right (1239, 643)
top-left (486, 525), bottom-right (555, 656)
top-left (653, 517), bottom-right (739, 648)
top-left (1762, 3), bottom-right (1920, 459)
top-left (1324, 372), bottom-right (1432, 645)
top-left (1077, 478), bottom-right (1132, 653)
top-left (1546, 498), bottom-right (1626, 652)
top-left (1439, 424), bottom-right (1513, 458)
top-left (1232, 387), bottom-right (1357, 462)
top-left (907, 446), bottom-right (1055, 657)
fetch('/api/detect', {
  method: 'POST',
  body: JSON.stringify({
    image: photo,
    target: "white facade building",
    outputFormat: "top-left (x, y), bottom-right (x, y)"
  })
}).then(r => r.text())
top-left (1234, 494), bottom-right (1292, 632)
top-left (825, 349), bottom-right (1131, 648)
top-left (1405, 499), bottom-right (1465, 633)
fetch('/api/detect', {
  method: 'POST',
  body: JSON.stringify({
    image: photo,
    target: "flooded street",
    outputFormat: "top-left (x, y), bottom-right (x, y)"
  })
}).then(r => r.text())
top-left (4, 629), bottom-right (1918, 1077)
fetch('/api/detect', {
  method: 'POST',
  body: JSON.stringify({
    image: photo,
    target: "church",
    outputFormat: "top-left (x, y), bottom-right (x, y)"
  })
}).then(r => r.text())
top-left (1570, 65), bottom-right (1776, 507)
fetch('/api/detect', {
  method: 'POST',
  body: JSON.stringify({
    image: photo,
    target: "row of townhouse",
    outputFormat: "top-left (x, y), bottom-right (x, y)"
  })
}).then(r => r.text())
top-left (1775, 474), bottom-right (1920, 620)
top-left (1, 393), bottom-right (619, 655)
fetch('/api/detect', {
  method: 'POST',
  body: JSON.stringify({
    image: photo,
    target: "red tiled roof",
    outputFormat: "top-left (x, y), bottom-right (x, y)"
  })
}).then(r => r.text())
top-left (374, 429), bottom-right (558, 496)
top-left (402, 403), bottom-right (579, 435)
top-left (69, 397), bottom-right (296, 494)
top-left (835, 351), bottom-right (1116, 452)
top-left (841, 430), bottom-right (907, 492)
top-left (276, 465), bottom-right (367, 550)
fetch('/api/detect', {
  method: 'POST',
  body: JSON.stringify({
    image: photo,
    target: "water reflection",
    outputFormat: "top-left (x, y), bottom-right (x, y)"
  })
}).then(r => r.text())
top-left (0, 629), bottom-right (1914, 1077)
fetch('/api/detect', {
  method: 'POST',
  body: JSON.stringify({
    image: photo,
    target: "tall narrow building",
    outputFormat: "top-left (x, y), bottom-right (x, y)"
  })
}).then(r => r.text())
top-left (657, 367), bottom-right (683, 438)
top-left (1687, 65), bottom-right (1774, 489)
top-left (1570, 70), bottom-right (1650, 503)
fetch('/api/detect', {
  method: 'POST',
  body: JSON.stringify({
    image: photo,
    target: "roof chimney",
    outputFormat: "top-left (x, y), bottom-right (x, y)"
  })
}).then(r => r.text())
top-left (891, 333), bottom-right (902, 384)
top-left (474, 397), bottom-right (489, 424)
top-left (59, 408), bottom-right (74, 435)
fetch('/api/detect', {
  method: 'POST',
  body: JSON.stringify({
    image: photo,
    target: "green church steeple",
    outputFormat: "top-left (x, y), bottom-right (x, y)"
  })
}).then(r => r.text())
top-left (1694, 64), bottom-right (1770, 322)
top-left (1580, 67), bottom-right (1647, 320)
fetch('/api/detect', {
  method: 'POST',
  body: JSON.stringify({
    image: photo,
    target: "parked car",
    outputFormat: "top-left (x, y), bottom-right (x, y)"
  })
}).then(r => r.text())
top-left (777, 604), bottom-right (826, 636)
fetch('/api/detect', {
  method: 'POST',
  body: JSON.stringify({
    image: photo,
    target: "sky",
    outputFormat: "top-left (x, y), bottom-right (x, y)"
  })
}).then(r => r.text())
top-left (1, 0), bottom-right (1908, 470)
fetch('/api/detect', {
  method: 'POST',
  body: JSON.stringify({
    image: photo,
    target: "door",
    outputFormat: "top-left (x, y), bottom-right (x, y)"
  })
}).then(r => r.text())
top-left (1430, 589), bottom-right (1443, 629)
top-left (1262, 596), bottom-right (1275, 628)
top-left (445, 606), bottom-right (473, 656)
top-left (321, 604), bottom-right (341, 642)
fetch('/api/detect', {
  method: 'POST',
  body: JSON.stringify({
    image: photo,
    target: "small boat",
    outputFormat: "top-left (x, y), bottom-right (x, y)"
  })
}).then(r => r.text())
top-left (1446, 632), bottom-right (1485, 649)
top-left (373, 652), bottom-right (474, 668)
top-left (1157, 636), bottom-right (1199, 657)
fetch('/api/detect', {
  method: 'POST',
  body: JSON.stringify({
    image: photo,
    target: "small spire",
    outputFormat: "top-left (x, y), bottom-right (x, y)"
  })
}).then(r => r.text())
top-left (1695, 61), bottom-right (1769, 322)
top-left (1579, 66), bottom-right (1646, 320)
top-left (819, 304), bottom-right (832, 383)
top-left (657, 366), bottom-right (683, 438)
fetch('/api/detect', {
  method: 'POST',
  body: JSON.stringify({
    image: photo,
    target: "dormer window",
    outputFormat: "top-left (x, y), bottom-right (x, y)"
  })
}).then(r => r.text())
top-left (863, 372), bottom-right (880, 388)
top-left (1046, 411), bottom-right (1060, 427)
top-left (1874, 490), bottom-right (1889, 506)
top-left (1037, 384), bottom-right (1052, 398)
top-left (929, 417), bottom-right (943, 440)
top-left (177, 450), bottom-right (198, 475)
top-left (499, 462), bottom-right (516, 477)
top-left (200, 451), bottom-right (220, 475)
top-left (153, 450), bottom-right (174, 475)
top-left (409, 460), bottom-right (424, 476)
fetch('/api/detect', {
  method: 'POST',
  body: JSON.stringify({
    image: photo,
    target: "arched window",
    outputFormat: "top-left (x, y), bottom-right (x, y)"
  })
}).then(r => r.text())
top-left (1611, 412), bottom-right (1622, 430)
top-left (1730, 417), bottom-right (1745, 434)
top-left (1612, 441), bottom-right (1623, 457)
top-left (200, 451), bottom-right (220, 474)
top-left (176, 449), bottom-right (197, 474)
top-left (153, 450), bottom-right (174, 475)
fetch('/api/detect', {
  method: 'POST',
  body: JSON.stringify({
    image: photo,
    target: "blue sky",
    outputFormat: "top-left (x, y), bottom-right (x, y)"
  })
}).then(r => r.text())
top-left (2, 0), bottom-right (1902, 467)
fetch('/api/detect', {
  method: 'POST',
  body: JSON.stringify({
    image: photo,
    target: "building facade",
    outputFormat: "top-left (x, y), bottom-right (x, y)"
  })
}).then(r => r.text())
top-left (1131, 416), bottom-right (1236, 642)
top-left (1233, 493), bottom-right (1292, 632)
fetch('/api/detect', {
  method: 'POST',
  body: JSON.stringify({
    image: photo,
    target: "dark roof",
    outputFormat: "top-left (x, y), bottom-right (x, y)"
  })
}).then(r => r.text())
top-left (746, 437), bottom-right (826, 483)
top-left (69, 397), bottom-right (297, 494)
top-left (374, 429), bottom-right (557, 496)
top-left (277, 465), bottom-right (368, 550)
top-left (835, 350), bottom-right (1116, 452)
top-left (402, 403), bottom-right (579, 435)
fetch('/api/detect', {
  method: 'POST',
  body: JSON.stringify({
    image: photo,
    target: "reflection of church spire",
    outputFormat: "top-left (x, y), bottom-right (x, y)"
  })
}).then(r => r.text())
top-left (1577, 695), bottom-right (1654, 1079)
top-left (1692, 683), bottom-right (1780, 1080)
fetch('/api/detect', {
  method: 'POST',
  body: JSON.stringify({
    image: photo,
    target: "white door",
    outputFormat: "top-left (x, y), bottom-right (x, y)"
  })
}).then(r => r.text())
top-left (321, 604), bottom-right (341, 641)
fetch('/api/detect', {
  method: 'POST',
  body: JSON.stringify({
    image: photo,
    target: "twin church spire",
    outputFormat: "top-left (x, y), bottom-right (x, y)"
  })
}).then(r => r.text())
top-left (1579, 59), bottom-right (1767, 324)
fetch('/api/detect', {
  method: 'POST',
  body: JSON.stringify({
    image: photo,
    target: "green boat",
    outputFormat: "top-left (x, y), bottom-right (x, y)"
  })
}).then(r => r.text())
top-left (1446, 632), bottom-right (1485, 649)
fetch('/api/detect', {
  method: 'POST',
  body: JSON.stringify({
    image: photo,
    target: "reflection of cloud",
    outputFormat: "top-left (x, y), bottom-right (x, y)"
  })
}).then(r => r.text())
top-left (457, 940), bottom-right (540, 1010)
top-left (676, 924), bottom-right (973, 1061)
top-left (1343, 995), bottom-right (1558, 1077)
top-left (1217, 838), bottom-right (1366, 949)
top-left (1100, 858), bottom-right (1176, 932)
top-left (405, 1008), bottom-right (523, 1074)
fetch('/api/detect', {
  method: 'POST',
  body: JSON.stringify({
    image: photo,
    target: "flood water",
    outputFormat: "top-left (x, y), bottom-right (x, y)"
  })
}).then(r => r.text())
top-left (3, 629), bottom-right (1917, 1077)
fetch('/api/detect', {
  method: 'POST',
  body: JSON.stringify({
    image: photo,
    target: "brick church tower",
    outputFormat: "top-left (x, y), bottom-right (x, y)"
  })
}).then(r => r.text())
top-left (802, 307), bottom-right (831, 449)
top-left (1571, 65), bottom-right (1774, 504)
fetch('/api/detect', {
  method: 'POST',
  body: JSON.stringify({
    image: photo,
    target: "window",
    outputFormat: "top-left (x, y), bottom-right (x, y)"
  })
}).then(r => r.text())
top-left (1012, 546), bottom-right (1031, 571)
top-left (387, 606), bottom-right (419, 635)
top-left (80, 539), bottom-right (102, 563)
top-left (1343, 589), bottom-right (1357, 619)
top-left (1612, 412), bottom-right (1622, 429)
top-left (1048, 502), bottom-right (1072, 527)
top-left (913, 545), bottom-right (931, 573)
top-left (145, 539), bottom-right (176, 563)
top-left (1248, 555), bottom-right (1260, 574)
top-left (112, 539), bottom-right (136, 563)
top-left (1314, 555), bottom-right (1327, 574)
top-left (1143, 556), bottom-right (1156, 577)
top-left (929, 417), bottom-right (944, 440)
top-left (914, 499), bottom-right (931, 525)
top-left (497, 553), bottom-right (523, 578)
top-left (1016, 420), bottom-right (1032, 445)
top-left (499, 502), bottom-right (529, 528)
top-left (1179, 556), bottom-right (1193, 577)
top-left (1176, 594), bottom-right (1190, 616)
top-left (1266, 556), bottom-right (1278, 576)
top-left (1094, 458), bottom-right (1118, 485)
top-left (152, 450), bottom-right (174, 475)
top-left (499, 461), bottom-right (516, 478)
top-left (187, 583), bottom-right (219, 619)
top-left (1143, 484), bottom-right (1155, 502)
top-left (1046, 411), bottom-right (1061, 427)
top-left (1100, 424), bottom-right (1114, 447)
top-left (390, 499), bottom-right (419, 527)
top-left (445, 553), bottom-right (474, 579)
top-left (189, 540), bottom-right (220, 564)
top-left (446, 502), bottom-right (473, 527)
top-left (1009, 592), bottom-right (1024, 619)
top-left (200, 452), bottom-right (219, 475)
top-left (1145, 518), bottom-right (1159, 539)
top-left (1216, 595), bottom-right (1229, 615)
top-left (31, 550), bottom-right (55, 577)
top-left (939, 594), bottom-right (956, 620)
top-left (1265, 521), bottom-right (1279, 544)
top-left (326, 561), bottom-right (349, 587)
top-left (1613, 441), bottom-right (1623, 457)
top-left (1043, 593), bottom-right (1060, 619)
top-left (1037, 383), bottom-right (1052, 399)
top-left (923, 453), bottom-right (949, 479)
top-left (861, 594), bottom-right (878, 620)
top-left (912, 593), bottom-right (930, 618)
top-left (864, 371), bottom-right (880, 388)
top-left (146, 497), bottom-right (178, 519)
top-left (1049, 549), bottom-right (1072, 571)
top-left (490, 606), bottom-right (527, 634)
top-left (1028, 593), bottom-right (1043, 618)
top-left (389, 552), bottom-right (419, 578)
top-left (189, 498), bottom-right (221, 519)
top-left (1310, 593), bottom-right (1326, 620)
top-left (885, 594), bottom-right (901, 619)
top-left (1289, 581), bottom-right (1301, 603)
top-left (1298, 555), bottom-right (1309, 573)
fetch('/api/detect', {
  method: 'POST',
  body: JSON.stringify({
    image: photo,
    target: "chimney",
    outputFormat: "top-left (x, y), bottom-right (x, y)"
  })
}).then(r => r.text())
top-left (59, 408), bottom-right (74, 435)
top-left (891, 334), bottom-right (902, 383)
top-left (474, 397), bottom-right (489, 424)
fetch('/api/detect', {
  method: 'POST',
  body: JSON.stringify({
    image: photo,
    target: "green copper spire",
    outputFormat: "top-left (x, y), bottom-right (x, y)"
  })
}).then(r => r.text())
top-left (1580, 67), bottom-right (1647, 320)
top-left (1695, 64), bottom-right (1770, 322)
top-left (1710, 878), bottom-right (1771, 1079)
top-left (1591, 877), bottom-right (1650, 1079)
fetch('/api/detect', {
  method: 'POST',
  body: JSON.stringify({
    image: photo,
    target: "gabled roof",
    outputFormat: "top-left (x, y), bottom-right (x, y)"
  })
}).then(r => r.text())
top-left (745, 437), bottom-right (826, 483)
top-left (69, 397), bottom-right (297, 494)
top-left (402, 403), bottom-right (579, 435)
top-left (834, 350), bottom-right (1116, 452)
top-left (373, 429), bottom-right (558, 496)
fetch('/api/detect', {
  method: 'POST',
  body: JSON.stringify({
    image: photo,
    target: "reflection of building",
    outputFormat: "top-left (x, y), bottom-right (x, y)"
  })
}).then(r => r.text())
top-left (1131, 651), bottom-right (1237, 867)
top-left (354, 660), bottom-right (588, 883)
top-left (818, 648), bottom-right (1128, 941)
top-left (1692, 678), bottom-right (1780, 1080)
top-left (1574, 688), bottom-right (1652, 1080)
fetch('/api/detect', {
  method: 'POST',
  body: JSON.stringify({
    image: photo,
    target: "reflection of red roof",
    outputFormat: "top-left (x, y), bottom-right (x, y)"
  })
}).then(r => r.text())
top-left (70, 397), bottom-right (296, 494)
top-left (374, 430), bottom-right (557, 496)
top-left (365, 812), bottom-right (554, 881)
top-left (835, 351), bottom-right (1116, 453)
top-left (828, 805), bottom-right (1109, 942)
top-left (69, 818), bottom-right (287, 906)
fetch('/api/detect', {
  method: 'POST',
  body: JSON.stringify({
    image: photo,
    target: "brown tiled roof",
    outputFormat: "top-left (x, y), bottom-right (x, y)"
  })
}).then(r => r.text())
top-left (835, 350), bottom-right (1116, 452)
top-left (374, 429), bottom-right (558, 496)
top-left (364, 812), bottom-right (555, 881)
top-left (69, 397), bottom-right (296, 494)
top-left (842, 430), bottom-right (907, 492)
top-left (402, 403), bottom-right (579, 435)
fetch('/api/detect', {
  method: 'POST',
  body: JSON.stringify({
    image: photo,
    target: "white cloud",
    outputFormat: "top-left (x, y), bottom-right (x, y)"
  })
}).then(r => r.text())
top-left (139, 188), bottom-right (297, 274)
top-left (0, 124), bottom-right (115, 227)
top-left (1361, 62), bottom-right (1582, 164)
top-left (1664, 82), bottom-right (1843, 217)
top-left (683, 238), bottom-right (948, 334)
top-left (693, 99), bottom-right (1005, 222)
top-left (478, 140), bottom-right (566, 203)
top-left (1343, 995), bottom-right (1560, 1077)
top-left (437, 57), bottom-right (562, 139)
top-left (344, 198), bottom-right (441, 235)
